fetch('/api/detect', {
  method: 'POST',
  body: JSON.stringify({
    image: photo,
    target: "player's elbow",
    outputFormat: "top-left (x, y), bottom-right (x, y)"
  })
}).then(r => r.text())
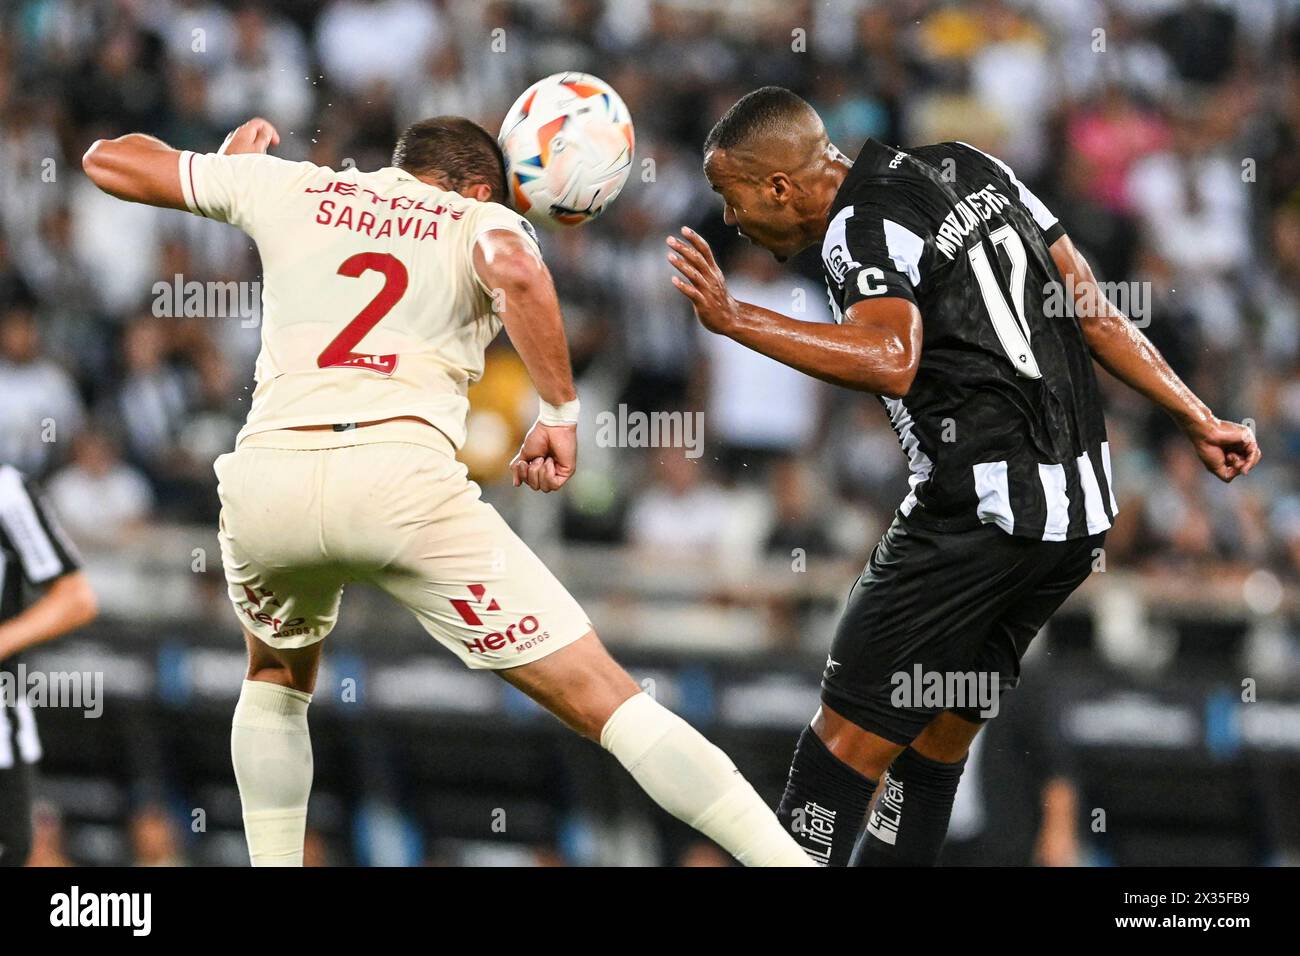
top-left (862, 333), bottom-right (919, 398)
top-left (876, 359), bottom-right (918, 399)
top-left (57, 572), bottom-right (100, 629)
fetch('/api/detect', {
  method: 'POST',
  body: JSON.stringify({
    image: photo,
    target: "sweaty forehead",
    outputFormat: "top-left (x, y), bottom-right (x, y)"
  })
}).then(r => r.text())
top-left (704, 149), bottom-right (752, 191)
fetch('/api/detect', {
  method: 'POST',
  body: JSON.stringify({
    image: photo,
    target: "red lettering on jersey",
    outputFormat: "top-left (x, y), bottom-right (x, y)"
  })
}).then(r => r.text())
top-left (396, 216), bottom-right (417, 237)
top-left (391, 196), bottom-right (414, 211)
top-left (316, 199), bottom-right (335, 224)
top-left (335, 206), bottom-right (354, 229)
top-left (420, 221), bottom-right (438, 240)
top-left (357, 211), bottom-right (377, 235)
top-left (335, 182), bottom-right (357, 197)
top-left (374, 219), bottom-right (392, 239)
top-left (305, 182), bottom-right (331, 194)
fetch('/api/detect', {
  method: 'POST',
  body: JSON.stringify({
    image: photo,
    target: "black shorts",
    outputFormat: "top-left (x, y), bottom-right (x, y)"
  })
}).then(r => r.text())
top-left (820, 513), bottom-right (1104, 745)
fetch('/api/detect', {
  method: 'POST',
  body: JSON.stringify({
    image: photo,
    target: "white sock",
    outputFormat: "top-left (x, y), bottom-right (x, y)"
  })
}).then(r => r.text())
top-left (600, 693), bottom-right (814, 867)
top-left (230, 679), bottom-right (313, 867)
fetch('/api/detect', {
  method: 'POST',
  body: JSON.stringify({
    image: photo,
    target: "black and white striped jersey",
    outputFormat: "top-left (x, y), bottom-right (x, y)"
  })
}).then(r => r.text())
top-left (821, 138), bottom-right (1116, 541)
top-left (0, 463), bottom-right (81, 769)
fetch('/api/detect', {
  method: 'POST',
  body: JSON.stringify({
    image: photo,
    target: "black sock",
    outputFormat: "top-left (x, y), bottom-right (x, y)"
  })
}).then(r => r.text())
top-left (850, 747), bottom-right (967, 866)
top-left (775, 725), bottom-right (877, 866)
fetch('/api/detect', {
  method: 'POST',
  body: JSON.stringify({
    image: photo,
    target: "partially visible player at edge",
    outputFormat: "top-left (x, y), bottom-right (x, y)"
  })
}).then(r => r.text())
top-left (666, 86), bottom-right (1260, 867)
top-left (83, 115), bottom-right (813, 867)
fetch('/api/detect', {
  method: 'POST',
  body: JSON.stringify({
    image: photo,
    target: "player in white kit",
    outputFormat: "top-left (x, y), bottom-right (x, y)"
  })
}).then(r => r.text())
top-left (82, 115), bottom-right (813, 867)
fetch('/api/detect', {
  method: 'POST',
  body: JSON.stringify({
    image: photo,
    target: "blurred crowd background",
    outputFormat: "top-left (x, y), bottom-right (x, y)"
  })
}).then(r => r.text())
top-left (1, 0), bottom-right (1298, 866)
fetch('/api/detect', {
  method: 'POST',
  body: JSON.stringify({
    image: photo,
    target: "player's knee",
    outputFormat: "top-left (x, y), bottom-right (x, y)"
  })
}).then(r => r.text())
top-left (910, 711), bottom-right (983, 763)
top-left (243, 630), bottom-right (318, 693)
top-left (509, 629), bottom-right (640, 739)
top-left (811, 706), bottom-right (905, 780)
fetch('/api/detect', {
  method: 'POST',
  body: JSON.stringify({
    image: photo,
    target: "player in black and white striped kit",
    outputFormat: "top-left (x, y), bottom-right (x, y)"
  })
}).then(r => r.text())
top-left (0, 464), bottom-right (97, 865)
top-left (667, 87), bottom-right (1261, 866)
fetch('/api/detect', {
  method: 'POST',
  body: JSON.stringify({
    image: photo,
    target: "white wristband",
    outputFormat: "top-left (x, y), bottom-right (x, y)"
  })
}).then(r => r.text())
top-left (538, 397), bottom-right (580, 426)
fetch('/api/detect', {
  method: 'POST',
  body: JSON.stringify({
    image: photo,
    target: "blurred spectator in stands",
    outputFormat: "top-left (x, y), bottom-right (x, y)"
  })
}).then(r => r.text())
top-left (115, 315), bottom-right (191, 478)
top-left (762, 457), bottom-right (838, 560)
top-left (0, 300), bottom-right (85, 476)
top-left (696, 246), bottom-right (830, 478)
top-left (130, 803), bottom-right (186, 867)
top-left (1142, 437), bottom-right (1269, 571)
top-left (968, 0), bottom-right (1055, 173)
top-left (47, 429), bottom-right (154, 549)
top-left (208, 2), bottom-right (313, 132)
top-left (610, 203), bottom-right (697, 412)
top-left (25, 800), bottom-right (72, 868)
top-left (158, 66), bottom-right (222, 155)
top-left (1125, 102), bottom-right (1250, 350)
top-left (13, 206), bottom-right (109, 386)
top-left (0, 97), bottom-right (64, 242)
top-left (148, 0), bottom-right (237, 72)
top-left (0, 232), bottom-right (36, 314)
top-left (1156, 0), bottom-right (1238, 87)
top-left (315, 0), bottom-right (444, 96)
top-left (1065, 85), bottom-right (1170, 219)
top-left (626, 451), bottom-right (736, 560)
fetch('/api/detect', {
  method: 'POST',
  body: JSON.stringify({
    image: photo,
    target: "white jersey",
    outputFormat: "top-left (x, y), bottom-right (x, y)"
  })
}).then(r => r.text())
top-left (177, 151), bottom-right (539, 449)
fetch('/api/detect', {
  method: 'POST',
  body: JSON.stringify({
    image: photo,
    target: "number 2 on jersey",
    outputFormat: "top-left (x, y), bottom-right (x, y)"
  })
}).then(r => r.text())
top-left (317, 252), bottom-right (408, 376)
top-left (968, 224), bottom-right (1041, 379)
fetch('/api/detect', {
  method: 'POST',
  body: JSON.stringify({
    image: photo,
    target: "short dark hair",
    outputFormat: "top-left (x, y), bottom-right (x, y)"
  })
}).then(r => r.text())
top-left (392, 116), bottom-right (507, 204)
top-left (703, 86), bottom-right (818, 154)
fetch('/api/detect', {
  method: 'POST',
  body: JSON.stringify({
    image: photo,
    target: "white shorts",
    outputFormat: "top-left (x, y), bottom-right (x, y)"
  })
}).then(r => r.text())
top-left (214, 421), bottom-right (591, 669)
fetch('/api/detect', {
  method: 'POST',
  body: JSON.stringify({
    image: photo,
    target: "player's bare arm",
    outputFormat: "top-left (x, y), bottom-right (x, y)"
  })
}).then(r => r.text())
top-left (1050, 234), bottom-right (1260, 482)
top-left (0, 571), bottom-right (98, 661)
top-left (82, 117), bottom-right (280, 209)
top-left (473, 229), bottom-right (580, 493)
top-left (667, 226), bottom-right (921, 397)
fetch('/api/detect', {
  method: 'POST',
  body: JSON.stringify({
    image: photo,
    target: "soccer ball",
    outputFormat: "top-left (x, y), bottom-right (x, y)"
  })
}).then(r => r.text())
top-left (499, 72), bottom-right (635, 228)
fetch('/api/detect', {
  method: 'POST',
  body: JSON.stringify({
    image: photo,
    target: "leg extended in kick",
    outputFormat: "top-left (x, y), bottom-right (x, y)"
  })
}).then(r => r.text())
top-left (230, 629), bottom-right (321, 867)
top-left (498, 631), bottom-right (814, 867)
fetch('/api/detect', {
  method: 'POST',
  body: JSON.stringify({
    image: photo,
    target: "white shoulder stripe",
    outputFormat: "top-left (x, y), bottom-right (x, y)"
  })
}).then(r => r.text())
top-left (957, 141), bottom-right (1058, 233)
top-left (883, 219), bottom-right (924, 286)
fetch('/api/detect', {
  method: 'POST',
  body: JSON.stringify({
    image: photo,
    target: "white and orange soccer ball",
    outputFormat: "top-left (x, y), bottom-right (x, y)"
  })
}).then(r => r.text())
top-left (498, 72), bottom-right (634, 228)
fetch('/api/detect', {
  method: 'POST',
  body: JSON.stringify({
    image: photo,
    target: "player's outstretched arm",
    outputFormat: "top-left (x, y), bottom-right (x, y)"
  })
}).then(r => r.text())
top-left (0, 571), bottom-right (98, 660)
top-left (82, 117), bottom-right (280, 209)
top-left (1050, 234), bottom-right (1260, 482)
top-left (667, 227), bottom-right (921, 397)
top-left (473, 229), bottom-right (580, 493)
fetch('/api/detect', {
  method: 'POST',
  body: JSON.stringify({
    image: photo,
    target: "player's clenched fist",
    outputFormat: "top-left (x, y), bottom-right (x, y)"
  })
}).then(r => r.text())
top-left (666, 227), bottom-right (739, 334)
top-left (219, 117), bottom-right (281, 156)
top-left (1186, 417), bottom-right (1261, 482)
top-left (510, 421), bottom-right (577, 492)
